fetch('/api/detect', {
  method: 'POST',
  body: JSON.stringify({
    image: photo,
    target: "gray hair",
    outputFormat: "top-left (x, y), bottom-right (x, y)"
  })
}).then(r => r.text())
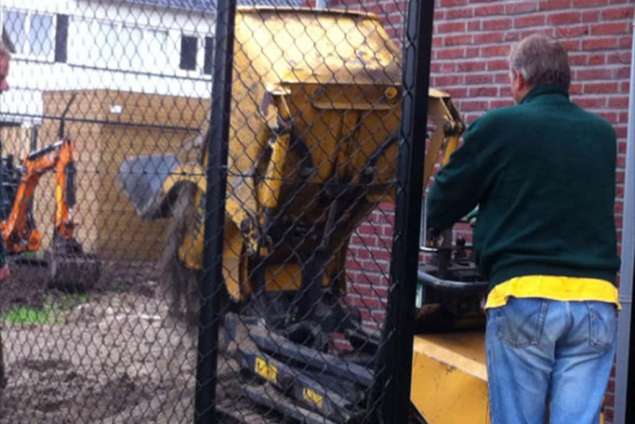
top-left (509, 34), bottom-right (571, 91)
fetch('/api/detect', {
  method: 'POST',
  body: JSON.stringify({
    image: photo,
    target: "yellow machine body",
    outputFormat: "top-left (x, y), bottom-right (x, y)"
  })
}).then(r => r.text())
top-left (145, 8), bottom-right (464, 303)
top-left (410, 332), bottom-right (606, 424)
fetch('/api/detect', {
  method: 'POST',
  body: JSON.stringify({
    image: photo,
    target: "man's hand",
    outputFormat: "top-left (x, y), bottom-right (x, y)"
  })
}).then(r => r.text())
top-left (0, 264), bottom-right (10, 282)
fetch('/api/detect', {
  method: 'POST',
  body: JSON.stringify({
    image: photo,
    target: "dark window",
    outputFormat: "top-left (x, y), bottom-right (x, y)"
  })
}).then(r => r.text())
top-left (179, 35), bottom-right (197, 71)
top-left (54, 14), bottom-right (68, 63)
top-left (203, 36), bottom-right (214, 75)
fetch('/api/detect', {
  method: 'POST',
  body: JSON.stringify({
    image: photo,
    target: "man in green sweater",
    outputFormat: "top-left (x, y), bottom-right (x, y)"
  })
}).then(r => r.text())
top-left (427, 34), bottom-right (620, 424)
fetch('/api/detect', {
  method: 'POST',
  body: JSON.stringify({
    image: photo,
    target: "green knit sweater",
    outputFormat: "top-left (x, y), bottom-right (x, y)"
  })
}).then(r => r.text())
top-left (427, 85), bottom-right (620, 287)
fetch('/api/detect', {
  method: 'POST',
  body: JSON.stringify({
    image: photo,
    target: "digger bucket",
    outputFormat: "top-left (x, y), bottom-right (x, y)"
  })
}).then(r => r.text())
top-left (118, 154), bottom-right (182, 220)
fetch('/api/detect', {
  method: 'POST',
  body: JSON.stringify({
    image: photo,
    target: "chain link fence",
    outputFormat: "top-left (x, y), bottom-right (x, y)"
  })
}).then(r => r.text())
top-left (0, 0), bottom-right (444, 422)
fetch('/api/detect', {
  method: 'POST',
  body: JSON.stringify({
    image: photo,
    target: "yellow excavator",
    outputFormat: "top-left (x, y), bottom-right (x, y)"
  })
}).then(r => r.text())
top-left (120, 7), bottom-right (488, 423)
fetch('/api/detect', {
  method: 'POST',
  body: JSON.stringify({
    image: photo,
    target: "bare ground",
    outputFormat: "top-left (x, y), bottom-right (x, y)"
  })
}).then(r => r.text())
top-left (0, 264), bottom-right (203, 423)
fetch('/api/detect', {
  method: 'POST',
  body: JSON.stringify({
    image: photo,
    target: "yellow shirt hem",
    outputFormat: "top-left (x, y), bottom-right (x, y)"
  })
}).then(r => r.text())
top-left (485, 275), bottom-right (620, 309)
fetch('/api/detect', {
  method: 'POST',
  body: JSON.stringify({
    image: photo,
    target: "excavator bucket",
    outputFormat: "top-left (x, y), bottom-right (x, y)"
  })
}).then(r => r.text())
top-left (118, 154), bottom-right (183, 220)
top-left (46, 236), bottom-right (100, 291)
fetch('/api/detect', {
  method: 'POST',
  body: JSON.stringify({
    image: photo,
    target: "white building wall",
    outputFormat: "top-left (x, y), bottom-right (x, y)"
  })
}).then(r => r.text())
top-left (1, 0), bottom-right (215, 124)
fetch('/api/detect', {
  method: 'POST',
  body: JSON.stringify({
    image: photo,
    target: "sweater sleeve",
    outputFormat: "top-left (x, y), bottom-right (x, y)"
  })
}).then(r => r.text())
top-left (426, 117), bottom-right (491, 231)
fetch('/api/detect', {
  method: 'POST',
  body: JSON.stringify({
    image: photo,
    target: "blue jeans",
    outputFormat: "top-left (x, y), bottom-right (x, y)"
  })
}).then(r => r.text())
top-left (486, 298), bottom-right (617, 424)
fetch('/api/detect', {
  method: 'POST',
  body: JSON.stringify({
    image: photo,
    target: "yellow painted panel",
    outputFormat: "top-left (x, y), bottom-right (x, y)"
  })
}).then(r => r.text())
top-left (265, 264), bottom-right (302, 291)
top-left (411, 333), bottom-right (605, 424)
top-left (411, 333), bottom-right (489, 424)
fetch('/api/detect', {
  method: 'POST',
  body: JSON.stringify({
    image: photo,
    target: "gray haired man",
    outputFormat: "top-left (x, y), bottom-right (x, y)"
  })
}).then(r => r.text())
top-left (427, 34), bottom-right (620, 423)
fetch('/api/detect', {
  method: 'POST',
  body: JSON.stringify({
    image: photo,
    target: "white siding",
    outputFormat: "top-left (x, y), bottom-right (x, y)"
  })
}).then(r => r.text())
top-left (1, 0), bottom-right (215, 124)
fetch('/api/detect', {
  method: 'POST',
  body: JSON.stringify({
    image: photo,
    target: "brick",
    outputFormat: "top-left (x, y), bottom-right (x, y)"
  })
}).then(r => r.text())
top-left (439, 0), bottom-right (468, 6)
top-left (473, 32), bottom-right (505, 44)
top-left (569, 82), bottom-right (583, 94)
top-left (539, 0), bottom-right (572, 10)
top-left (358, 223), bottom-right (380, 236)
top-left (367, 249), bottom-right (392, 261)
top-left (466, 46), bottom-right (480, 57)
top-left (444, 34), bottom-right (473, 46)
top-left (582, 82), bottom-right (618, 94)
top-left (581, 10), bottom-right (601, 22)
top-left (349, 284), bottom-right (388, 297)
top-left (347, 295), bottom-right (385, 309)
top-left (436, 47), bottom-right (467, 60)
top-left (590, 22), bottom-right (630, 35)
top-left (474, 3), bottom-right (505, 16)
top-left (438, 21), bottom-right (466, 33)
top-left (446, 7), bottom-right (474, 19)
top-left (547, 11), bottom-right (582, 25)
top-left (601, 6), bottom-right (634, 20)
top-left (582, 38), bottom-right (620, 50)
top-left (569, 54), bottom-right (588, 65)
top-left (505, 1), bottom-right (539, 14)
top-left (481, 45), bottom-right (510, 57)
top-left (616, 185), bottom-right (624, 198)
top-left (468, 21), bottom-right (481, 31)
top-left (619, 36), bottom-right (632, 49)
top-left (456, 61), bottom-right (486, 72)
top-left (577, 68), bottom-right (614, 80)
top-left (495, 73), bottom-right (512, 84)
top-left (483, 18), bottom-right (513, 31)
top-left (616, 170), bottom-right (625, 184)
top-left (499, 86), bottom-right (512, 98)
top-left (606, 51), bottom-right (630, 64)
top-left (574, 97), bottom-right (607, 108)
top-left (378, 2), bottom-right (403, 14)
top-left (572, 0), bottom-right (610, 5)
top-left (587, 54), bottom-right (607, 65)
top-left (486, 60), bottom-right (510, 71)
top-left (459, 100), bottom-right (489, 112)
top-left (515, 14), bottom-right (547, 28)
top-left (468, 86), bottom-right (498, 97)
top-left (350, 234), bottom-right (378, 248)
top-left (444, 87), bottom-right (468, 98)
top-left (433, 75), bottom-right (464, 86)
top-left (464, 73), bottom-right (495, 84)
top-left (555, 25), bottom-right (590, 37)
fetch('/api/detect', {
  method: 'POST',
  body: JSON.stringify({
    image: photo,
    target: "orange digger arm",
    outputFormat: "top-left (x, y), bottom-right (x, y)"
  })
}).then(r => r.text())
top-left (1, 138), bottom-right (76, 253)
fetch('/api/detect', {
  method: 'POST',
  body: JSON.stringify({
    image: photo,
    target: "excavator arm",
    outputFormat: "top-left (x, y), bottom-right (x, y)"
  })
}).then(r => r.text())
top-left (1, 139), bottom-right (76, 253)
top-left (0, 93), bottom-right (99, 289)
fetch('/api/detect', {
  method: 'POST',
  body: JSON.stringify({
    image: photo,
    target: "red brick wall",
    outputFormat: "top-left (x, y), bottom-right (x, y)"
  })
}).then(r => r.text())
top-left (326, 0), bottom-right (633, 420)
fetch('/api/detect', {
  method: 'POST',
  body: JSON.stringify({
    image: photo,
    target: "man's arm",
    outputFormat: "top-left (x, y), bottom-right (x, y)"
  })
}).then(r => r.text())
top-left (426, 118), bottom-right (493, 232)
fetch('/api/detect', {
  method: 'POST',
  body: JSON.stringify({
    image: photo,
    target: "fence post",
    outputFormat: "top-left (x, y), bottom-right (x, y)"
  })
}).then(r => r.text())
top-left (370, 0), bottom-right (435, 422)
top-left (194, 0), bottom-right (237, 422)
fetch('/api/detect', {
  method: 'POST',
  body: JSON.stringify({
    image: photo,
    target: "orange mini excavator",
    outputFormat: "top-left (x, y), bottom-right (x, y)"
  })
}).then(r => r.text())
top-left (0, 95), bottom-right (99, 289)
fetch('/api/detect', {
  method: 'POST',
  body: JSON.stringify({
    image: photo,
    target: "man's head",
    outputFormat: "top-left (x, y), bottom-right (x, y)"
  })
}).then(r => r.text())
top-left (508, 34), bottom-right (571, 103)
top-left (0, 42), bottom-right (11, 94)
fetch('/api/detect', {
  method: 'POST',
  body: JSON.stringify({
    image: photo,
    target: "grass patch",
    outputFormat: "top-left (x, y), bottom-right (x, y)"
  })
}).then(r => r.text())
top-left (2, 294), bottom-right (89, 326)
top-left (2, 305), bottom-right (56, 325)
